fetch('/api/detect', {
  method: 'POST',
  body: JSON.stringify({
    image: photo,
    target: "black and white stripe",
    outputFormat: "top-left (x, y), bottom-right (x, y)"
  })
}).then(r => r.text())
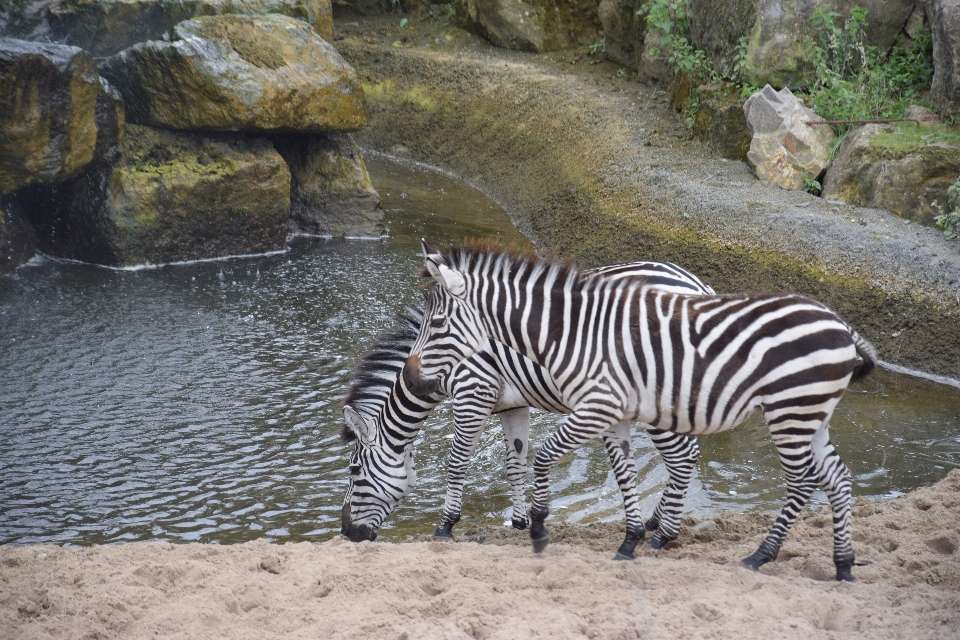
top-left (405, 241), bottom-right (877, 581)
top-left (341, 261), bottom-right (712, 545)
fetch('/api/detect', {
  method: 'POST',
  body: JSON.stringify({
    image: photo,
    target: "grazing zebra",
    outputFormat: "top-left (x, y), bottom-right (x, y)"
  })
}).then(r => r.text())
top-left (341, 261), bottom-right (714, 546)
top-left (404, 240), bottom-right (877, 581)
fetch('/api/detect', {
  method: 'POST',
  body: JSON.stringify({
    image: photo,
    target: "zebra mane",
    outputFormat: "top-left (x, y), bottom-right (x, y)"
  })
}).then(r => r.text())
top-left (341, 305), bottom-right (423, 442)
top-left (420, 240), bottom-right (584, 290)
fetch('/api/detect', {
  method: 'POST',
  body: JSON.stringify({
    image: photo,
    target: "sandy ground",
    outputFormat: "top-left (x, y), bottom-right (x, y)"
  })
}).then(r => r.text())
top-left (2, 470), bottom-right (958, 639)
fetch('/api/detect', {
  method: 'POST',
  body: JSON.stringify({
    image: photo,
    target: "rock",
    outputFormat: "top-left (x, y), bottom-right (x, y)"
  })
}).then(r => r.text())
top-left (272, 133), bottom-right (384, 238)
top-left (743, 85), bottom-right (836, 190)
top-left (904, 104), bottom-right (940, 126)
top-left (636, 27), bottom-right (672, 86)
top-left (821, 123), bottom-right (960, 225)
top-left (100, 14), bottom-right (366, 133)
top-left (692, 0), bottom-right (915, 89)
top-left (692, 83), bottom-right (750, 162)
top-left (47, 0), bottom-right (334, 57)
top-left (93, 77), bottom-right (126, 166)
top-left (20, 124), bottom-right (291, 266)
top-left (598, 0), bottom-right (644, 70)
top-left (0, 39), bottom-right (100, 196)
top-left (0, 0), bottom-right (55, 40)
top-left (692, 519), bottom-right (717, 534)
top-left (930, 0), bottom-right (960, 118)
top-left (0, 198), bottom-right (37, 275)
top-left (455, 0), bottom-right (601, 53)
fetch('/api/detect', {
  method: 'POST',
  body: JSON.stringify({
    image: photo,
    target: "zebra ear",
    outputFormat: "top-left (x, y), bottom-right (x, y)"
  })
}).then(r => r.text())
top-left (421, 241), bottom-right (466, 297)
top-left (343, 406), bottom-right (377, 446)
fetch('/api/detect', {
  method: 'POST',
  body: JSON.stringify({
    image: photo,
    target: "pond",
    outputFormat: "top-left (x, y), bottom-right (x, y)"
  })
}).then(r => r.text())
top-left (2, 154), bottom-right (959, 546)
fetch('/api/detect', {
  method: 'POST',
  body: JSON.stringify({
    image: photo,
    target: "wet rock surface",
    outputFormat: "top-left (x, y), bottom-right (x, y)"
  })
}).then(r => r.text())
top-left (99, 14), bottom-right (366, 133)
top-left (336, 25), bottom-right (960, 377)
top-left (0, 39), bottom-right (100, 195)
top-left (47, 0), bottom-right (334, 57)
top-left (272, 133), bottom-right (383, 238)
top-left (19, 124), bottom-right (291, 266)
top-left (0, 199), bottom-right (36, 275)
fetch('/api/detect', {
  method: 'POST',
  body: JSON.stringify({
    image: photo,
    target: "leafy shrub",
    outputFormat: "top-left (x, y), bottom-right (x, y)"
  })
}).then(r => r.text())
top-left (934, 178), bottom-right (960, 240)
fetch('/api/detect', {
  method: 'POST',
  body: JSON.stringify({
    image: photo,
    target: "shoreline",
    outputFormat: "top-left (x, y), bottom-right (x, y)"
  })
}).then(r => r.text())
top-left (3, 470), bottom-right (958, 638)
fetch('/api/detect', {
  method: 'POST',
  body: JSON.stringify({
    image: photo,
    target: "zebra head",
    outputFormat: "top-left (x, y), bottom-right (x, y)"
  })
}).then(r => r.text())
top-left (340, 404), bottom-right (418, 542)
top-left (403, 241), bottom-right (488, 394)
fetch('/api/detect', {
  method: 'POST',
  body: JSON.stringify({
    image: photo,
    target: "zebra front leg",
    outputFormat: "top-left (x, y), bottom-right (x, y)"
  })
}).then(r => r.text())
top-left (644, 428), bottom-right (700, 549)
top-left (530, 407), bottom-right (619, 555)
top-left (601, 422), bottom-right (645, 560)
top-left (742, 421), bottom-right (819, 571)
top-left (497, 407), bottom-right (531, 530)
top-left (811, 423), bottom-right (857, 582)
top-left (435, 391), bottom-right (495, 538)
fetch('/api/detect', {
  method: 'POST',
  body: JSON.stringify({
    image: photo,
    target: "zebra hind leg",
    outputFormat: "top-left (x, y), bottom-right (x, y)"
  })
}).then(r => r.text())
top-left (497, 408), bottom-right (531, 530)
top-left (644, 428), bottom-right (700, 550)
top-left (601, 422), bottom-right (645, 560)
top-left (742, 421), bottom-right (820, 571)
top-left (811, 423), bottom-right (857, 582)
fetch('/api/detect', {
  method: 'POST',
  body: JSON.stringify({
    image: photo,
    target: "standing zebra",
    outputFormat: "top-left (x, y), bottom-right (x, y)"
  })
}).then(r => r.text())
top-left (341, 261), bottom-right (713, 547)
top-left (404, 240), bottom-right (877, 581)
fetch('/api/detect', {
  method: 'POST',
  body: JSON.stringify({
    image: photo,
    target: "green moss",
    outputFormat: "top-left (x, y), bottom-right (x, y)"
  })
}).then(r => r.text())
top-left (869, 124), bottom-right (960, 155)
top-left (363, 79), bottom-right (439, 112)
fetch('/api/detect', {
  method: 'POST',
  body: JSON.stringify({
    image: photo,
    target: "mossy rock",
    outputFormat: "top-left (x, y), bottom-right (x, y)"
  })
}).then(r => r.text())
top-left (0, 38), bottom-right (99, 195)
top-left (21, 123), bottom-right (291, 266)
top-left (100, 14), bottom-right (366, 133)
top-left (272, 133), bottom-right (383, 238)
top-left (691, 83), bottom-right (750, 162)
top-left (47, 0), bottom-right (334, 57)
top-left (822, 123), bottom-right (960, 225)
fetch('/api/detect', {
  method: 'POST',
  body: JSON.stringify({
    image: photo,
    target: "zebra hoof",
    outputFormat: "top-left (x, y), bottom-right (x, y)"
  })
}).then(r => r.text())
top-left (647, 536), bottom-right (665, 550)
top-left (741, 551), bottom-right (772, 571)
top-left (835, 562), bottom-right (856, 582)
top-left (643, 518), bottom-right (660, 532)
top-left (613, 551), bottom-right (634, 561)
top-left (433, 522), bottom-right (455, 539)
top-left (511, 517), bottom-right (528, 530)
top-left (531, 535), bottom-right (550, 554)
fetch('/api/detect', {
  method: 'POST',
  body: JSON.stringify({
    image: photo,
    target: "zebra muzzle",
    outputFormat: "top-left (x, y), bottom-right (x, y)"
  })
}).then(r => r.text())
top-left (341, 503), bottom-right (378, 542)
top-left (402, 355), bottom-right (440, 395)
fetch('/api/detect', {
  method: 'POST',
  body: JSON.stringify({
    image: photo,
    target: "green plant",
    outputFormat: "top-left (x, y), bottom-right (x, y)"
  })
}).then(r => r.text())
top-left (683, 92), bottom-right (699, 128)
top-left (934, 177), bottom-right (960, 239)
top-left (617, 68), bottom-right (628, 78)
top-left (803, 173), bottom-right (823, 196)
top-left (800, 7), bottom-right (934, 138)
top-left (588, 38), bottom-right (606, 56)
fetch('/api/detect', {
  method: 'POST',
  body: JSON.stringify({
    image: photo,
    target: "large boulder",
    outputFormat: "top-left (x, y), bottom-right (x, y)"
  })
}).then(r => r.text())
top-left (598, 0), bottom-right (644, 70)
top-left (0, 0), bottom-right (54, 39)
top-left (0, 199), bottom-right (37, 275)
top-left (100, 14), bottom-right (366, 133)
top-left (930, 0), bottom-right (960, 118)
top-left (690, 0), bottom-right (915, 89)
top-left (0, 39), bottom-right (100, 196)
top-left (743, 85), bottom-right (836, 190)
top-left (822, 123), bottom-right (960, 225)
top-left (455, 0), bottom-right (601, 52)
top-left (272, 134), bottom-right (383, 238)
top-left (47, 0), bottom-right (334, 57)
top-left (21, 124), bottom-right (291, 266)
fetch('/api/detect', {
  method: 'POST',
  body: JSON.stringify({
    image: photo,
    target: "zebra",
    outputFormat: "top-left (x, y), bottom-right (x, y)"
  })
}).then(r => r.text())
top-left (404, 240), bottom-right (877, 581)
top-left (341, 261), bottom-right (714, 546)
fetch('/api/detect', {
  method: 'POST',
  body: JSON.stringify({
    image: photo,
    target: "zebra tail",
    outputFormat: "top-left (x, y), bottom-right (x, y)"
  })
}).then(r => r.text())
top-left (850, 329), bottom-right (878, 383)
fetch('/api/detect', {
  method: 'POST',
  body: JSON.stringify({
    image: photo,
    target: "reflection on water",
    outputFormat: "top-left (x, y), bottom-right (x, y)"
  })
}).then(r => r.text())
top-left (1, 154), bottom-right (959, 546)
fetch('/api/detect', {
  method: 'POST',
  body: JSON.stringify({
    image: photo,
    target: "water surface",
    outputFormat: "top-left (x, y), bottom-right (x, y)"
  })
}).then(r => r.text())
top-left (2, 155), bottom-right (959, 545)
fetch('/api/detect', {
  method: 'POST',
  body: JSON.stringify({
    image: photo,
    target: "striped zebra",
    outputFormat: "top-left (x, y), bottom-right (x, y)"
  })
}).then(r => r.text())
top-left (404, 241), bottom-right (877, 581)
top-left (341, 261), bottom-right (713, 546)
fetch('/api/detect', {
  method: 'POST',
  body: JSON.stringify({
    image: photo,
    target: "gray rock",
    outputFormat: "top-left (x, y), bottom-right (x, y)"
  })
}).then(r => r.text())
top-left (821, 123), bottom-right (960, 225)
top-left (692, 519), bottom-right (717, 534)
top-left (47, 0), bottom-right (334, 57)
top-left (272, 133), bottom-right (384, 238)
top-left (99, 14), bottom-right (366, 133)
top-left (598, 0), bottom-right (644, 70)
top-left (20, 124), bottom-right (291, 266)
top-left (0, 38), bottom-right (100, 196)
top-left (930, 0), bottom-right (960, 118)
top-left (636, 27), bottom-right (672, 86)
top-left (0, 0), bottom-right (54, 40)
top-left (743, 85), bottom-right (836, 190)
top-left (692, 83), bottom-right (750, 162)
top-left (455, 0), bottom-right (601, 53)
top-left (904, 104), bottom-right (940, 126)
